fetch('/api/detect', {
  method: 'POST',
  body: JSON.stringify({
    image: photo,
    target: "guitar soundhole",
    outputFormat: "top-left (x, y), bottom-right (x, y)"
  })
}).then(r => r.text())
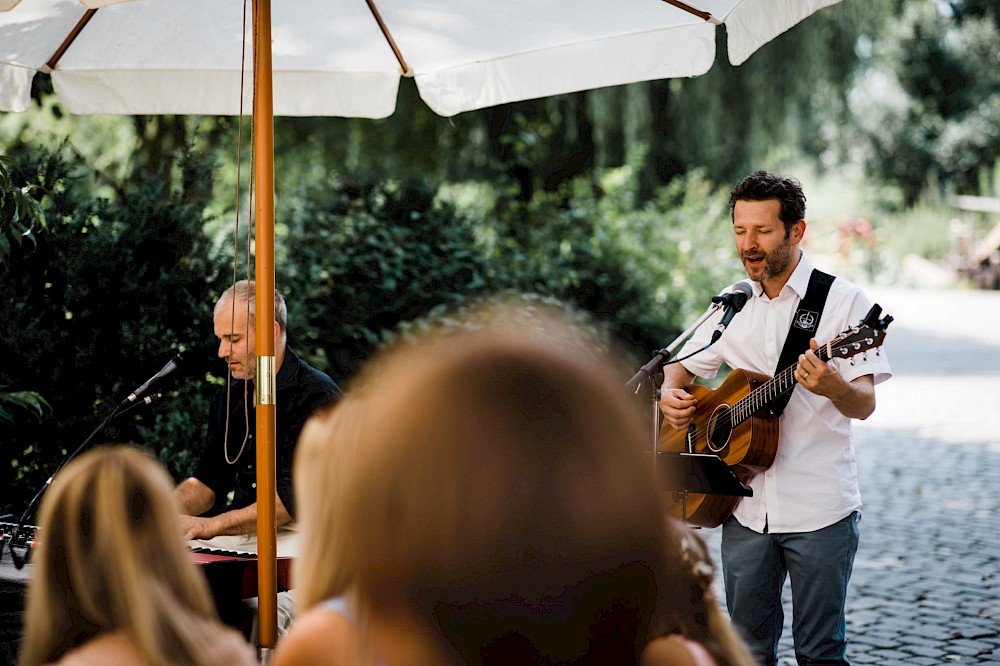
top-left (706, 405), bottom-right (732, 454)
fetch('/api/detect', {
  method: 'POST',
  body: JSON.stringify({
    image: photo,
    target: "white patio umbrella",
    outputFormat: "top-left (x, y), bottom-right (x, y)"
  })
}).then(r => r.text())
top-left (0, 0), bottom-right (843, 653)
top-left (0, 0), bottom-right (842, 117)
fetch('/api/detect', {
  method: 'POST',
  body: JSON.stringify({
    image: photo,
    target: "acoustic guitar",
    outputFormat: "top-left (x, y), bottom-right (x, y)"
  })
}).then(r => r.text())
top-left (659, 305), bottom-right (893, 528)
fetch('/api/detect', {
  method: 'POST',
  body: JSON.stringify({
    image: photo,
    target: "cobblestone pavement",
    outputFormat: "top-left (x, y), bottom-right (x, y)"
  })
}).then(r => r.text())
top-left (700, 285), bottom-right (1000, 665)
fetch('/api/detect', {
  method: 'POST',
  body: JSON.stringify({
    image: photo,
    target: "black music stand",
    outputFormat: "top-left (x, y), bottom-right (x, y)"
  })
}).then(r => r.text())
top-left (657, 452), bottom-right (752, 523)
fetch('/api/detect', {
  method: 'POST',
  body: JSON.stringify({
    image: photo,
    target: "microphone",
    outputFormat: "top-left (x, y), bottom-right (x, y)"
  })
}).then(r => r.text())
top-left (710, 281), bottom-right (753, 343)
top-left (119, 350), bottom-right (191, 407)
top-left (3, 351), bottom-right (193, 569)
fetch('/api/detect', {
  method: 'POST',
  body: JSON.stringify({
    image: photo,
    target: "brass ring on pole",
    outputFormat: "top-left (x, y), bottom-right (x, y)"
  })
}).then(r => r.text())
top-left (257, 356), bottom-right (276, 405)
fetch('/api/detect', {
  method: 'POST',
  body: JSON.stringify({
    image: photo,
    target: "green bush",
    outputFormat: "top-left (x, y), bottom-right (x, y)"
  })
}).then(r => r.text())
top-left (275, 178), bottom-right (494, 383)
top-left (481, 167), bottom-right (743, 364)
top-left (0, 147), bottom-right (221, 515)
top-left (0, 155), bottom-right (48, 270)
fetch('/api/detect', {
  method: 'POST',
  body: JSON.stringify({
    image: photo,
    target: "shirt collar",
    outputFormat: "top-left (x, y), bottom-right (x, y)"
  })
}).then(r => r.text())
top-left (782, 249), bottom-right (814, 299)
top-left (276, 346), bottom-right (300, 389)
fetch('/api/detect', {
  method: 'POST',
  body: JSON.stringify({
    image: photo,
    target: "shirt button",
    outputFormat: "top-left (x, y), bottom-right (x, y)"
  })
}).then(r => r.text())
top-left (252, 482), bottom-right (257, 489)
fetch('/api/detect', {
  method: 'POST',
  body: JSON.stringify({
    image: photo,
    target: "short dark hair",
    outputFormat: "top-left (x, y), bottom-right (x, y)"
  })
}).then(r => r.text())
top-left (729, 171), bottom-right (806, 233)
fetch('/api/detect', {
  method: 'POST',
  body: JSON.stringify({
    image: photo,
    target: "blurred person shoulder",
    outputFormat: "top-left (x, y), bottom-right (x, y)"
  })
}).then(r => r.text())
top-left (641, 634), bottom-right (719, 666)
top-left (201, 626), bottom-right (258, 666)
top-left (50, 632), bottom-right (139, 666)
top-left (50, 628), bottom-right (256, 666)
top-left (272, 602), bottom-right (359, 666)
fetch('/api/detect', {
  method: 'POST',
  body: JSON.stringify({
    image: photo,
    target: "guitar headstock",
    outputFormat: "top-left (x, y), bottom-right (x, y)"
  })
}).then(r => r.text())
top-left (824, 304), bottom-right (893, 362)
top-left (862, 303), bottom-right (894, 331)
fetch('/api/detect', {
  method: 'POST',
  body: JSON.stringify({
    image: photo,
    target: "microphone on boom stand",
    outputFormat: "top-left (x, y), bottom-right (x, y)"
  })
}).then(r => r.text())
top-left (709, 280), bottom-right (753, 343)
top-left (625, 280), bottom-right (754, 392)
top-left (2, 351), bottom-right (192, 569)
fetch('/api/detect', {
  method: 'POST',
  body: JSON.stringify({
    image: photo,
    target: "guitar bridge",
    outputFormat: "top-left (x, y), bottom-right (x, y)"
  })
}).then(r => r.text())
top-left (685, 423), bottom-right (696, 454)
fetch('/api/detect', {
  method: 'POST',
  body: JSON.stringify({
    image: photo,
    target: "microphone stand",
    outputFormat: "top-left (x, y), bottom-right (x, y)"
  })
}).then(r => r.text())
top-left (624, 301), bottom-right (724, 484)
top-left (1, 392), bottom-right (162, 570)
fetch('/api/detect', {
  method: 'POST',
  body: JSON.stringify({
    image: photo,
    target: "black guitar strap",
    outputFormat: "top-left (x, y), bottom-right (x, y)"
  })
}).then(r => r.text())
top-left (765, 269), bottom-right (835, 417)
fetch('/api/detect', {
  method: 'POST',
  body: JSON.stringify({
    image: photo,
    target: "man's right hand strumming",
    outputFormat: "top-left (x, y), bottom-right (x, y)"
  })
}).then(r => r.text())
top-left (660, 387), bottom-right (698, 430)
top-left (659, 364), bottom-right (697, 430)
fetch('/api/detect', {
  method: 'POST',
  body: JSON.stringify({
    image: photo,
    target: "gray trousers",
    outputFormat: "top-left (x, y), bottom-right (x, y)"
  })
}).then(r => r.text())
top-left (721, 512), bottom-right (860, 666)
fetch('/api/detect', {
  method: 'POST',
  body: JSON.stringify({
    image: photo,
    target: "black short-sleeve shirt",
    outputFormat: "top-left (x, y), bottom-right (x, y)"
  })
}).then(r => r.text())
top-left (193, 347), bottom-right (341, 517)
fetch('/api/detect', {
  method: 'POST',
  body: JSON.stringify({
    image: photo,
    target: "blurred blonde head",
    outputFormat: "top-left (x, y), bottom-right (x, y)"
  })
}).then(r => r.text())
top-left (19, 446), bottom-right (228, 666)
top-left (294, 395), bottom-right (371, 611)
top-left (310, 304), bottom-right (675, 664)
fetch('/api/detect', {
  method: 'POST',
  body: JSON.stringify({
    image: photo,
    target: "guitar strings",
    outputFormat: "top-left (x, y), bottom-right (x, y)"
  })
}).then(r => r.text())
top-left (678, 362), bottom-right (801, 451)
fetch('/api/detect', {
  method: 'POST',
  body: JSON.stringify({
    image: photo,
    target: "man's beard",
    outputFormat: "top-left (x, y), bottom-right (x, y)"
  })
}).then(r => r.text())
top-left (229, 355), bottom-right (256, 380)
top-left (743, 238), bottom-right (794, 282)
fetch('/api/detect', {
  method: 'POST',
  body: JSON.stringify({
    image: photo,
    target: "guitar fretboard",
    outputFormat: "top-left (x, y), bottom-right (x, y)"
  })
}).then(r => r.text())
top-left (730, 324), bottom-right (886, 425)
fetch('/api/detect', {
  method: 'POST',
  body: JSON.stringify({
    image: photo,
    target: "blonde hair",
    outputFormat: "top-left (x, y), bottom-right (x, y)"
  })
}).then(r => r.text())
top-left (293, 396), bottom-right (370, 611)
top-left (19, 446), bottom-right (235, 666)
top-left (306, 306), bottom-right (678, 664)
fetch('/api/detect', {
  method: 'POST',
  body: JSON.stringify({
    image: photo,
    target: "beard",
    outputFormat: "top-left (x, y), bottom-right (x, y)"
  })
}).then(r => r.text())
top-left (742, 237), bottom-right (795, 282)
top-left (227, 354), bottom-right (256, 380)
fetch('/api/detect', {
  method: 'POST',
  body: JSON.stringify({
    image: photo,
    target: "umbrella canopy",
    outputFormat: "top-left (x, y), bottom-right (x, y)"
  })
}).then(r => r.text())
top-left (2, 0), bottom-right (842, 117)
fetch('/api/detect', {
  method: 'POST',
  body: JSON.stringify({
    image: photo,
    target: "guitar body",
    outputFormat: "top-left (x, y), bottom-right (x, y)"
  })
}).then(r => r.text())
top-left (659, 368), bottom-right (779, 528)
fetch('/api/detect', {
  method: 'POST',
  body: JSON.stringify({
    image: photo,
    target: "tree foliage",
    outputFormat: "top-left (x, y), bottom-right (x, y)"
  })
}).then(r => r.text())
top-left (0, 146), bottom-right (222, 515)
top-left (0, 390), bottom-right (51, 427)
top-left (0, 156), bottom-right (48, 270)
top-left (0, 155), bottom-right (53, 452)
top-left (256, 4), bottom-right (867, 203)
top-left (276, 178), bottom-right (494, 380)
top-left (852, 0), bottom-right (1000, 203)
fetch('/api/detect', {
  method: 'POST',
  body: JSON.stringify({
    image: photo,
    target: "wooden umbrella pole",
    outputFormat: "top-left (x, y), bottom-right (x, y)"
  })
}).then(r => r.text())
top-left (252, 0), bottom-right (278, 656)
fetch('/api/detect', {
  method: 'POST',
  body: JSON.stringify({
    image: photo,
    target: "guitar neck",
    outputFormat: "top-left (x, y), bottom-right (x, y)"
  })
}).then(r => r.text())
top-left (728, 307), bottom-right (892, 425)
top-left (731, 346), bottom-right (837, 425)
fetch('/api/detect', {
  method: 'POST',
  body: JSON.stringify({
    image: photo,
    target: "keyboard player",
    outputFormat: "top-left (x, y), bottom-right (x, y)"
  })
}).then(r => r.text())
top-left (173, 281), bottom-right (340, 633)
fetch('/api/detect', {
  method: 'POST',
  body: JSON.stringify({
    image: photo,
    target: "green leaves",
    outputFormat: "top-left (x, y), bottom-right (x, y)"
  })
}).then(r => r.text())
top-left (279, 180), bottom-right (494, 380)
top-left (0, 146), bottom-right (219, 515)
top-left (0, 390), bottom-right (51, 427)
top-left (0, 156), bottom-right (48, 270)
